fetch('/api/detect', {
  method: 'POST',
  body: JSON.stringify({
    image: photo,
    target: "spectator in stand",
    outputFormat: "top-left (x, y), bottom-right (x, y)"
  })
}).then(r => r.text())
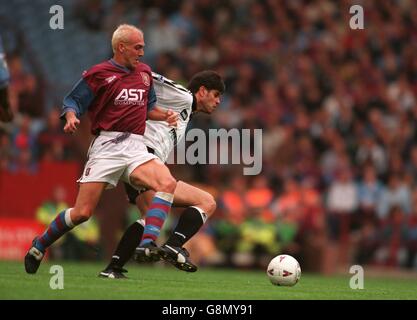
top-left (325, 166), bottom-right (361, 267)
top-left (235, 176), bottom-right (276, 268)
top-left (406, 145), bottom-right (417, 183)
top-left (406, 188), bottom-right (417, 269)
top-left (17, 74), bottom-right (44, 119)
top-left (355, 134), bottom-right (388, 176)
top-left (245, 175), bottom-right (274, 223)
top-left (377, 173), bottom-right (412, 221)
top-left (0, 129), bottom-right (12, 170)
top-left (213, 175), bottom-right (247, 266)
top-left (297, 176), bottom-right (326, 271)
top-left (74, 0), bottom-right (106, 31)
top-left (375, 206), bottom-right (409, 268)
top-left (37, 108), bottom-right (74, 161)
top-left (354, 218), bottom-right (380, 266)
top-left (9, 114), bottom-right (38, 173)
top-left (357, 165), bottom-right (385, 224)
top-left (270, 176), bottom-right (303, 260)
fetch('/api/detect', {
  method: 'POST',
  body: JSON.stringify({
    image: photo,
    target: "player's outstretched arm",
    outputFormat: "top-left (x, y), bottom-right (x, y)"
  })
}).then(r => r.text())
top-left (148, 106), bottom-right (178, 127)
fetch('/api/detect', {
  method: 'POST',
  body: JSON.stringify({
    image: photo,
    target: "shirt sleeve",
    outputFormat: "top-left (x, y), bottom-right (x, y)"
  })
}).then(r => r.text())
top-left (147, 84), bottom-right (156, 111)
top-left (60, 78), bottom-right (95, 119)
top-left (0, 37), bottom-right (10, 89)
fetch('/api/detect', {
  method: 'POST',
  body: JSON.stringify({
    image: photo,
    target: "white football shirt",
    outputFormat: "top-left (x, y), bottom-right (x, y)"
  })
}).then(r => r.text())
top-left (143, 72), bottom-right (194, 162)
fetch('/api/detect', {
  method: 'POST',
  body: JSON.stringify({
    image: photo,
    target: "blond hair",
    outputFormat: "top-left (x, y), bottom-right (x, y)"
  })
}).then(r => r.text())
top-left (111, 24), bottom-right (143, 53)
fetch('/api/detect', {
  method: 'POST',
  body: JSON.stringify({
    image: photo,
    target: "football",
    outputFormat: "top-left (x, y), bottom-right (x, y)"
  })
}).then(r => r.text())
top-left (267, 254), bottom-right (301, 286)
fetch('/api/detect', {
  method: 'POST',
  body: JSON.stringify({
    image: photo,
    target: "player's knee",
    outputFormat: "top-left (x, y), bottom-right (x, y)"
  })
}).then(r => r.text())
top-left (204, 194), bottom-right (217, 216)
top-left (198, 193), bottom-right (216, 216)
top-left (158, 176), bottom-right (177, 193)
top-left (71, 206), bottom-right (93, 224)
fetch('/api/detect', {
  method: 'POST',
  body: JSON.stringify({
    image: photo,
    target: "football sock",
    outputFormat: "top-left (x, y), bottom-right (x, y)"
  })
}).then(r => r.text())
top-left (165, 206), bottom-right (207, 248)
top-left (107, 220), bottom-right (144, 269)
top-left (140, 192), bottom-right (174, 245)
top-left (35, 208), bottom-right (75, 253)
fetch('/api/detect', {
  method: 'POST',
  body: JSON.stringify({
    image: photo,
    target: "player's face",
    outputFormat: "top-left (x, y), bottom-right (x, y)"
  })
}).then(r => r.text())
top-left (199, 89), bottom-right (222, 114)
top-left (120, 32), bottom-right (145, 70)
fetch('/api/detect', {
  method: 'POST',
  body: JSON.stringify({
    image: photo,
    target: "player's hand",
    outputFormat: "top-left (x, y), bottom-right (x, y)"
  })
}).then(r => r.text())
top-left (64, 111), bottom-right (80, 134)
top-left (165, 110), bottom-right (178, 128)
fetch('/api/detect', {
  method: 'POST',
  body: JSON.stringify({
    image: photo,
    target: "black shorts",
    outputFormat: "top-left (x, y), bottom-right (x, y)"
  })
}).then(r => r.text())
top-left (124, 146), bottom-right (155, 205)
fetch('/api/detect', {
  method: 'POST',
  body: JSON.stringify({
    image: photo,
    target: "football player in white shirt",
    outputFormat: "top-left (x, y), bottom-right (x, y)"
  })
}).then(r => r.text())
top-left (99, 70), bottom-right (225, 278)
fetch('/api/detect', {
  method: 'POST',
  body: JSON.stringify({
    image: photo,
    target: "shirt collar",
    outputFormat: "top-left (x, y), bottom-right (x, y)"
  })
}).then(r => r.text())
top-left (109, 59), bottom-right (131, 73)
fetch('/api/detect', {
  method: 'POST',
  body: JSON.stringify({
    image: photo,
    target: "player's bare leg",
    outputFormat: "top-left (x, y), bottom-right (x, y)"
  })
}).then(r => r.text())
top-left (70, 182), bottom-right (108, 223)
top-left (158, 181), bottom-right (216, 272)
top-left (128, 159), bottom-right (177, 262)
top-left (25, 182), bottom-right (107, 274)
top-left (101, 180), bottom-right (215, 276)
top-left (134, 181), bottom-right (215, 272)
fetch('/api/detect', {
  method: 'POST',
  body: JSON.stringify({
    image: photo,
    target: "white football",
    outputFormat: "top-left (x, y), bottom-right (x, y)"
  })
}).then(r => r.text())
top-left (267, 254), bottom-right (301, 286)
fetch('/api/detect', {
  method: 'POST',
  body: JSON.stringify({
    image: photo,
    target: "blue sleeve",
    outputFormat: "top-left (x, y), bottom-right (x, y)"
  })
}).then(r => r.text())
top-left (0, 36), bottom-right (10, 89)
top-left (147, 84), bottom-right (156, 111)
top-left (60, 78), bottom-right (95, 119)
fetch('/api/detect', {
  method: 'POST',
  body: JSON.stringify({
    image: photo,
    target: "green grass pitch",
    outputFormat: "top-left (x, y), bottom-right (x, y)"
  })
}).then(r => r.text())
top-left (0, 260), bottom-right (416, 300)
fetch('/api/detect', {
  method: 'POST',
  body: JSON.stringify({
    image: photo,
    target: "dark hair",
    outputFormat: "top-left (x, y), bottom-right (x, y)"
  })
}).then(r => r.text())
top-left (187, 70), bottom-right (225, 94)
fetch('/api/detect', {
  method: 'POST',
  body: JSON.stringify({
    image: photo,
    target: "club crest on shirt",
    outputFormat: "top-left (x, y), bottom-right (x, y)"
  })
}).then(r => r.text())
top-left (140, 72), bottom-right (150, 86)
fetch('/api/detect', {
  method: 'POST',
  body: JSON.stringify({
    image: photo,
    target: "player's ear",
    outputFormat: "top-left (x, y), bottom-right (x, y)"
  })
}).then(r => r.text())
top-left (198, 86), bottom-right (207, 95)
top-left (118, 42), bottom-right (125, 53)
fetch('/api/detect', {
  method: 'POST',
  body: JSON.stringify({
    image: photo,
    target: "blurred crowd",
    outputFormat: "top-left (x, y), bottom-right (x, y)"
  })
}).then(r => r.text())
top-left (2, 0), bottom-right (417, 271)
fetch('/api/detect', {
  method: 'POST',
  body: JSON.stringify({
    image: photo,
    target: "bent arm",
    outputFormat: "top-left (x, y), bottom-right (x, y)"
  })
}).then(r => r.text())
top-left (60, 78), bottom-right (95, 120)
top-left (148, 106), bottom-right (178, 127)
top-left (148, 105), bottom-right (169, 121)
